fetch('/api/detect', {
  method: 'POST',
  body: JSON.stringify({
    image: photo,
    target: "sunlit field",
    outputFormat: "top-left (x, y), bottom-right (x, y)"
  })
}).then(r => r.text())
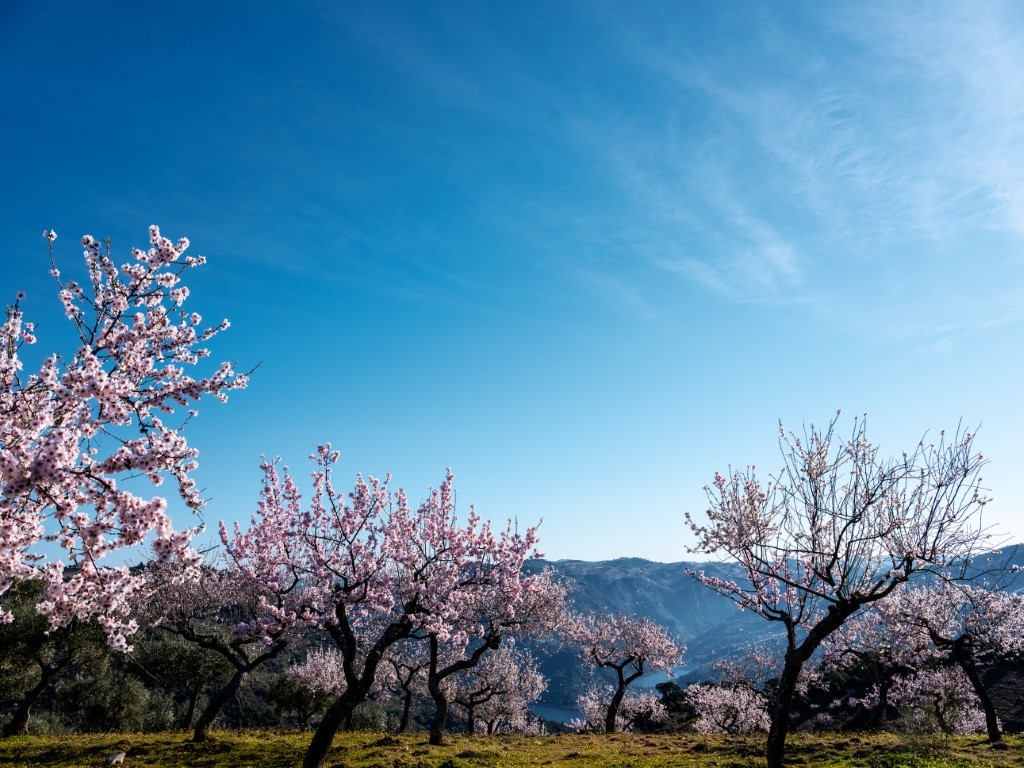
top-left (1, 731), bottom-right (1022, 768)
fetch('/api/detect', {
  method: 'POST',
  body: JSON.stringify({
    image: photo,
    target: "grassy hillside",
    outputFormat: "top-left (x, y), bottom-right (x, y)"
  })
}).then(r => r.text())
top-left (0, 731), bottom-right (1021, 768)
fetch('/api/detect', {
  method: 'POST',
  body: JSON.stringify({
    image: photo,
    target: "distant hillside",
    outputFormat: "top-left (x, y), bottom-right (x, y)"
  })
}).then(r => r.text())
top-left (525, 557), bottom-right (770, 666)
top-left (526, 546), bottom-right (1024, 709)
top-left (524, 557), bottom-right (772, 706)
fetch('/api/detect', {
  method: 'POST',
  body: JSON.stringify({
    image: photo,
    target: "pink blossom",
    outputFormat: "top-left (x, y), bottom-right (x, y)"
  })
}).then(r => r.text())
top-left (446, 641), bottom-right (547, 735)
top-left (563, 610), bottom-right (684, 734)
top-left (685, 683), bottom-right (770, 734)
top-left (686, 414), bottom-right (992, 768)
top-left (570, 684), bottom-right (667, 733)
top-left (2, 227), bottom-right (248, 648)
top-left (222, 448), bottom-right (565, 762)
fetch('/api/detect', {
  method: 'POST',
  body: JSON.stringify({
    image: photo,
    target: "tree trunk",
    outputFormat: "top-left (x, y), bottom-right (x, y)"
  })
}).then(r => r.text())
top-left (956, 654), bottom-right (1001, 743)
top-left (766, 653), bottom-right (804, 768)
top-left (192, 668), bottom-right (246, 742)
top-left (873, 673), bottom-right (892, 728)
top-left (302, 691), bottom-right (361, 768)
top-left (605, 679), bottom-right (627, 734)
top-left (764, 603), bottom-right (856, 768)
top-left (183, 681), bottom-right (202, 730)
top-left (398, 689), bottom-right (412, 734)
top-left (1, 668), bottom-right (53, 737)
top-left (301, 608), bottom-right (411, 768)
top-left (603, 664), bottom-right (644, 734)
top-left (932, 693), bottom-right (954, 735)
top-left (424, 633), bottom-right (497, 746)
top-left (466, 703), bottom-right (476, 735)
top-left (427, 633), bottom-right (448, 746)
top-left (428, 678), bottom-right (449, 746)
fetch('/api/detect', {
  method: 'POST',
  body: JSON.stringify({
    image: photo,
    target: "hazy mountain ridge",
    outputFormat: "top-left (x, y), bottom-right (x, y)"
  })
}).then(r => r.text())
top-left (526, 546), bottom-right (1024, 709)
top-left (526, 557), bottom-right (769, 664)
top-left (525, 557), bottom-right (771, 706)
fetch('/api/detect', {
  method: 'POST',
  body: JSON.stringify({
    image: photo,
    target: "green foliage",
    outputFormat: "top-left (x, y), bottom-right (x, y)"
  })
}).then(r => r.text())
top-left (0, 580), bottom-right (107, 676)
top-left (57, 658), bottom-right (178, 733)
top-left (22, 711), bottom-right (71, 737)
top-left (265, 675), bottom-right (332, 728)
top-left (349, 701), bottom-right (389, 732)
top-left (0, 580), bottom-right (110, 737)
top-left (128, 631), bottom-right (233, 726)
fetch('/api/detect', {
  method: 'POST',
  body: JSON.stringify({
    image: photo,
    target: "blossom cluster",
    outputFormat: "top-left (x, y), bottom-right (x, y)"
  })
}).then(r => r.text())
top-left (685, 682), bottom-right (770, 734)
top-left (446, 641), bottom-right (547, 734)
top-left (820, 580), bottom-right (1024, 738)
top-left (562, 610), bottom-right (683, 733)
top-left (569, 685), bottom-right (667, 733)
top-left (223, 447), bottom-right (564, 647)
top-left (568, 611), bottom-right (685, 678)
top-left (221, 446), bottom-right (567, 742)
top-left (2, 228), bottom-right (247, 647)
top-left (685, 415), bottom-right (990, 633)
top-left (288, 646), bottom-right (349, 697)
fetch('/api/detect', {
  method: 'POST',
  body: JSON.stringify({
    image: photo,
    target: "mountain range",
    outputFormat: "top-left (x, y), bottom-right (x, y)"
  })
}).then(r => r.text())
top-left (525, 545), bottom-right (1024, 709)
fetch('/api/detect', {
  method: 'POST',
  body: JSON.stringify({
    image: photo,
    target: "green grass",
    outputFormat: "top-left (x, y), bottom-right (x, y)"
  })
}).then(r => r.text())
top-left (0, 731), bottom-right (1020, 768)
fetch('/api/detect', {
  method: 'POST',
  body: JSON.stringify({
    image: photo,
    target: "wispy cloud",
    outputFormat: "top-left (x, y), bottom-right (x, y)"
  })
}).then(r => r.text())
top-left (824, 1), bottom-right (1024, 237)
top-left (636, 2), bottom-right (1024, 245)
top-left (566, 109), bottom-right (811, 305)
top-left (568, 1), bottom-right (1024, 344)
top-left (650, 212), bottom-right (805, 303)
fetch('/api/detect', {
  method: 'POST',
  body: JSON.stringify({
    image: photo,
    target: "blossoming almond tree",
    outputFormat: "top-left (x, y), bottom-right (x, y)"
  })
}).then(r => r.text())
top-left (881, 582), bottom-right (1024, 743)
top-left (139, 557), bottom-right (306, 741)
top-left (682, 642), bottom-right (807, 736)
top-left (887, 665), bottom-right (988, 735)
top-left (377, 639), bottom-right (429, 733)
top-left (447, 641), bottom-right (547, 735)
top-left (288, 646), bottom-right (350, 699)
top-left (240, 449), bottom-right (413, 767)
top-left (396, 476), bottom-right (566, 746)
top-left (223, 447), bottom-right (561, 768)
top-left (820, 587), bottom-right (933, 728)
top-left (684, 682), bottom-right (771, 734)
top-left (566, 611), bottom-right (684, 733)
top-left (685, 413), bottom-right (992, 768)
top-left (570, 684), bottom-right (668, 733)
top-left (1, 228), bottom-right (247, 648)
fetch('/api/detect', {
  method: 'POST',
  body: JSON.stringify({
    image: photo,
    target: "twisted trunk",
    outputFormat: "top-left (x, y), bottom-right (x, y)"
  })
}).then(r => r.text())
top-left (398, 688), bottom-right (413, 734)
top-left (954, 651), bottom-right (1001, 743)
top-left (766, 606), bottom-right (854, 768)
top-left (192, 667), bottom-right (246, 742)
top-left (766, 652), bottom-right (803, 768)
top-left (428, 679), bottom-right (449, 746)
top-left (301, 611), bottom-right (411, 768)
top-left (182, 680), bottom-right (203, 730)
top-left (873, 673), bottom-right (893, 728)
top-left (604, 663), bottom-right (642, 734)
top-left (305, 690), bottom-right (364, 768)
top-left (2, 665), bottom-right (58, 737)
top-left (426, 634), bottom-right (499, 746)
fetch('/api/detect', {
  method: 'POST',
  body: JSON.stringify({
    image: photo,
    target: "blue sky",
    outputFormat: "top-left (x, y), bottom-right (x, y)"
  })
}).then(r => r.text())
top-left (3, 1), bottom-right (1023, 562)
